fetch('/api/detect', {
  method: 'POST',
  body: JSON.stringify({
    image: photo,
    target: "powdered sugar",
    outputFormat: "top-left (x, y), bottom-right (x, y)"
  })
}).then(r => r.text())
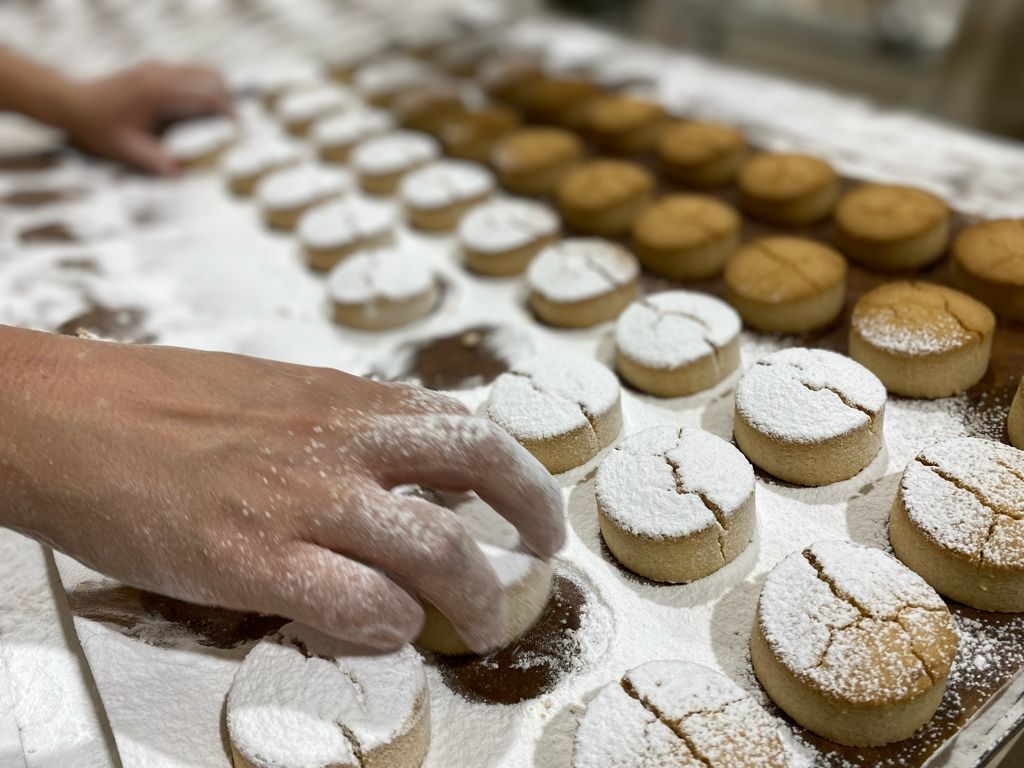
top-left (223, 138), bottom-right (303, 180)
top-left (276, 86), bottom-right (355, 125)
top-left (227, 622), bottom-right (426, 768)
top-left (298, 196), bottom-right (395, 251)
top-left (615, 291), bottom-right (741, 370)
top-left (458, 199), bottom-right (560, 254)
top-left (312, 109), bottom-right (395, 149)
top-left (351, 131), bottom-right (440, 177)
top-left (399, 160), bottom-right (495, 211)
top-left (353, 56), bottom-right (435, 101)
top-left (326, 247), bottom-right (435, 305)
top-left (163, 116), bottom-right (237, 162)
top-left (900, 437), bottom-right (1024, 565)
top-left (526, 239), bottom-right (639, 303)
top-left (736, 347), bottom-right (887, 443)
top-left (257, 164), bottom-right (351, 210)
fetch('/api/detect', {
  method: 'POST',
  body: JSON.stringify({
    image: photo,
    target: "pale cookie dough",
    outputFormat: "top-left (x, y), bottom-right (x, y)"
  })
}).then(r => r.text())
top-left (557, 160), bottom-right (655, 237)
top-left (223, 139), bottom-right (303, 197)
top-left (298, 196), bottom-right (395, 272)
top-left (583, 94), bottom-right (669, 155)
top-left (738, 152), bottom-right (839, 226)
top-left (415, 492), bottom-right (553, 655)
top-left (399, 160), bottom-right (495, 232)
top-left (630, 194), bottom-right (741, 281)
top-left (734, 348), bottom-right (886, 486)
top-left (486, 355), bottom-right (622, 474)
top-left (951, 219), bottom-right (1024, 321)
top-left (327, 247), bottom-right (438, 330)
top-left (257, 164), bottom-right (351, 231)
top-left (526, 239), bottom-right (640, 328)
top-left (834, 184), bottom-right (951, 271)
top-left (313, 109), bottom-right (395, 164)
top-left (573, 660), bottom-right (786, 768)
top-left (227, 622), bottom-right (429, 768)
top-left (849, 282), bottom-right (995, 398)
top-left (724, 237), bottom-right (847, 334)
top-left (615, 291), bottom-right (741, 398)
top-left (890, 437), bottom-right (1024, 612)
top-left (352, 131), bottom-right (441, 196)
top-left (752, 540), bottom-right (957, 746)
top-left (596, 426), bottom-right (755, 583)
top-left (276, 85), bottom-right (353, 136)
top-left (490, 127), bottom-right (584, 198)
top-left (1012, 379), bottom-right (1024, 449)
top-left (458, 198), bottom-right (560, 276)
top-left (163, 116), bottom-right (237, 170)
top-left (655, 120), bottom-right (747, 188)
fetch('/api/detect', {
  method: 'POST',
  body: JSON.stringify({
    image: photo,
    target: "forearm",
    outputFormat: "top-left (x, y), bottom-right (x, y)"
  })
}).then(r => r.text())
top-left (0, 48), bottom-right (78, 132)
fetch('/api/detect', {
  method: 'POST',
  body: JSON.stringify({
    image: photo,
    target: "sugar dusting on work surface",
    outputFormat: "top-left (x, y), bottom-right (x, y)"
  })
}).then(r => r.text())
top-left (735, 347), bottom-right (887, 443)
top-left (526, 238), bottom-right (639, 303)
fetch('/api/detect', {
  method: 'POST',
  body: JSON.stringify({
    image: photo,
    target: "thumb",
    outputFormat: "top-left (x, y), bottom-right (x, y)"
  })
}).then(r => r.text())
top-left (118, 129), bottom-right (180, 177)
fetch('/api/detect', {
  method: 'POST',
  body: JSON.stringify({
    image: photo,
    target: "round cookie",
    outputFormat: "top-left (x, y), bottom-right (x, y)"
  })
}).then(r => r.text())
top-left (458, 198), bottom-right (560, 276)
top-left (615, 291), bottom-right (741, 398)
top-left (573, 660), bottom-right (786, 768)
top-left (596, 426), bottom-right (755, 583)
top-left (656, 120), bottom-right (747, 188)
top-left (1011, 379), bottom-right (1024, 450)
top-left (834, 184), bottom-right (951, 271)
top-left (223, 139), bottom-right (303, 197)
top-left (227, 622), bottom-right (429, 768)
top-left (351, 131), bottom-right (440, 196)
top-left (414, 491), bottom-right (554, 655)
top-left (478, 55), bottom-right (544, 108)
top-left (521, 76), bottom-right (603, 130)
top-left (951, 219), bottom-right (1024, 321)
top-left (734, 348), bottom-right (887, 486)
top-left (327, 247), bottom-right (438, 330)
top-left (324, 37), bottom-right (386, 83)
top-left (399, 160), bottom-right (495, 232)
top-left (313, 109), bottom-right (395, 165)
top-left (752, 540), bottom-right (957, 746)
top-left (490, 127), bottom-right (584, 198)
top-left (849, 281), bottom-right (995, 398)
top-left (583, 94), bottom-right (669, 155)
top-left (557, 160), bottom-right (655, 236)
top-left (276, 85), bottom-right (352, 136)
top-left (353, 56), bottom-right (434, 107)
top-left (738, 152), bottom-right (839, 226)
top-left (724, 237), bottom-right (848, 334)
top-left (391, 85), bottom-right (465, 135)
top-left (890, 437), bottom-right (1024, 612)
top-left (631, 194), bottom-right (741, 281)
top-left (438, 106), bottom-right (521, 164)
top-left (527, 239), bottom-right (640, 328)
top-left (486, 355), bottom-right (622, 474)
top-left (298, 196), bottom-right (395, 272)
top-left (257, 164), bottom-right (351, 231)
top-left (163, 116), bottom-right (237, 170)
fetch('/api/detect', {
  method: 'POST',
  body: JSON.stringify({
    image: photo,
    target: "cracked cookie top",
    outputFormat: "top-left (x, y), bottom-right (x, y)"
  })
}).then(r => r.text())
top-left (572, 659), bottom-right (786, 768)
top-left (852, 282), bottom-right (995, 356)
top-left (527, 239), bottom-right (639, 304)
top-left (836, 183), bottom-right (949, 243)
top-left (735, 348), bottom-right (886, 445)
top-left (725, 236), bottom-right (847, 303)
top-left (631, 194), bottom-right (740, 253)
top-left (596, 426), bottom-right (754, 540)
top-left (899, 437), bottom-right (1024, 569)
top-left (228, 621), bottom-right (427, 768)
top-left (757, 541), bottom-right (957, 706)
top-left (399, 160), bottom-right (495, 212)
top-left (486, 355), bottom-right (620, 443)
top-left (457, 199), bottom-right (559, 255)
top-left (615, 291), bottom-right (740, 370)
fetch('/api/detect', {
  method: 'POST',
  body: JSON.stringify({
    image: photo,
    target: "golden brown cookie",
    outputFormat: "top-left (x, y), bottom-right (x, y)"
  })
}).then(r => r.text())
top-left (478, 55), bottom-right (545, 108)
top-left (391, 85), bottom-right (466, 135)
top-left (655, 121), bottom-right (747, 188)
top-left (752, 540), bottom-right (957, 746)
top-left (631, 194), bottom-right (741, 281)
top-left (557, 160), bottom-right (655, 236)
top-left (438, 106), bottom-right (522, 164)
top-left (849, 282), bottom-right (995, 398)
top-left (834, 183), bottom-right (951, 271)
top-left (724, 237), bottom-right (847, 333)
top-left (1011, 378), bottom-right (1024, 449)
top-left (951, 219), bottom-right (1024, 321)
top-left (738, 152), bottom-right (839, 226)
top-left (890, 437), bottom-right (1024, 613)
top-left (582, 94), bottom-right (669, 155)
top-left (520, 76), bottom-right (603, 130)
top-left (490, 127), bottom-right (584, 198)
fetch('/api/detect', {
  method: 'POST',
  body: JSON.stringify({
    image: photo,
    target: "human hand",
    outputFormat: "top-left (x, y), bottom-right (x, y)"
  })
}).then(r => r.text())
top-left (63, 61), bottom-right (232, 175)
top-left (0, 328), bottom-right (565, 652)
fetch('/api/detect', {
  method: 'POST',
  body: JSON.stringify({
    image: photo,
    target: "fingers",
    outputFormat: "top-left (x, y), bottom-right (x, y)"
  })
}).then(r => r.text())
top-left (118, 129), bottom-right (180, 176)
top-left (318, 487), bottom-right (507, 654)
top-left (251, 542), bottom-right (425, 651)
top-left (138, 60), bottom-right (234, 117)
top-left (360, 415), bottom-right (566, 559)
